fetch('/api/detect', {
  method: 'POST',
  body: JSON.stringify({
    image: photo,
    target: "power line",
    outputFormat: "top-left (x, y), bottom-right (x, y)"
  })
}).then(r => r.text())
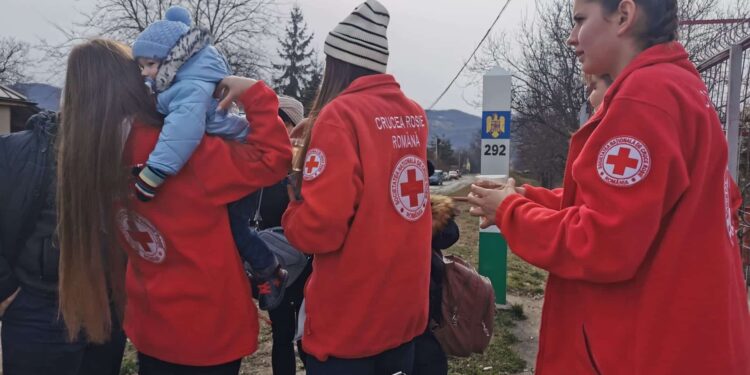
top-left (427, 0), bottom-right (514, 110)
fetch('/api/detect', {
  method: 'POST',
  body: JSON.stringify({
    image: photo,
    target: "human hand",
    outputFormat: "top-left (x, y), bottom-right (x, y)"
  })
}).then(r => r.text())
top-left (467, 178), bottom-right (519, 229)
top-left (473, 179), bottom-right (526, 196)
top-left (0, 288), bottom-right (20, 318)
top-left (216, 76), bottom-right (259, 111)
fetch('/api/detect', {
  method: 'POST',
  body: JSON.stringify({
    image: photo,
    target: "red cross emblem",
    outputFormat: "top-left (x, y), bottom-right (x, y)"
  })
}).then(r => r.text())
top-left (303, 149), bottom-right (327, 181)
top-left (606, 147), bottom-right (639, 176)
top-left (400, 169), bottom-right (424, 208)
top-left (390, 155), bottom-right (428, 221)
top-left (117, 210), bottom-right (166, 263)
top-left (305, 155), bottom-right (320, 174)
top-left (126, 218), bottom-right (153, 250)
top-left (596, 136), bottom-right (650, 187)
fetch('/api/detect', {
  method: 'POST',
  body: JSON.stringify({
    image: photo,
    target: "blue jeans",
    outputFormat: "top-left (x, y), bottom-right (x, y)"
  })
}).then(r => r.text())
top-left (1, 288), bottom-right (126, 375)
top-left (227, 194), bottom-right (276, 276)
top-left (305, 340), bottom-right (415, 375)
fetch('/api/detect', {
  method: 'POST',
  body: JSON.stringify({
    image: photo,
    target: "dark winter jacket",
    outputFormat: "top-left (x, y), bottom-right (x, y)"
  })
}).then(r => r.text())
top-left (249, 179), bottom-right (291, 230)
top-left (429, 195), bottom-right (460, 325)
top-left (0, 111), bottom-right (58, 300)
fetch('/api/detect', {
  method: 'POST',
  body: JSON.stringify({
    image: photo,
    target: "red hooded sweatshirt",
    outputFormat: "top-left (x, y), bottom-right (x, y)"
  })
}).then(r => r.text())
top-left (497, 42), bottom-right (750, 374)
top-left (282, 74), bottom-right (432, 361)
top-left (120, 82), bottom-right (292, 366)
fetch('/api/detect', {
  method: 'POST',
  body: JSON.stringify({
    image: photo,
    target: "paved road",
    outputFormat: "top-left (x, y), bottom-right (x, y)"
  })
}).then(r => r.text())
top-left (429, 174), bottom-right (476, 196)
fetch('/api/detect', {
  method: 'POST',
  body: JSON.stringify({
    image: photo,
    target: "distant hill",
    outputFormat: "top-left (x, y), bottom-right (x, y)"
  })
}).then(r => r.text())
top-left (11, 83), bottom-right (61, 112)
top-left (425, 109), bottom-right (479, 149)
top-left (5, 86), bottom-right (482, 148)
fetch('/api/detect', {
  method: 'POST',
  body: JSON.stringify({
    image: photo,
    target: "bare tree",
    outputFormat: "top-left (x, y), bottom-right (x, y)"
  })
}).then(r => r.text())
top-left (679, 0), bottom-right (750, 62)
top-left (468, 0), bottom-right (582, 187)
top-left (427, 135), bottom-right (458, 170)
top-left (41, 0), bottom-right (278, 78)
top-left (468, 0), bottom-right (750, 187)
top-left (0, 37), bottom-right (30, 85)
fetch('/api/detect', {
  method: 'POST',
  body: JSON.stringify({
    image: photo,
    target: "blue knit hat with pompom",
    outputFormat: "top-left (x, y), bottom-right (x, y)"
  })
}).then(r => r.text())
top-left (132, 6), bottom-right (192, 60)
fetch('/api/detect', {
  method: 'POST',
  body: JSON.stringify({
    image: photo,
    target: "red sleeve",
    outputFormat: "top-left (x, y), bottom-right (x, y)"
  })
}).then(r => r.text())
top-left (282, 117), bottom-right (363, 254)
top-left (191, 82), bottom-right (292, 205)
top-left (496, 98), bottom-right (689, 283)
top-left (523, 185), bottom-right (563, 209)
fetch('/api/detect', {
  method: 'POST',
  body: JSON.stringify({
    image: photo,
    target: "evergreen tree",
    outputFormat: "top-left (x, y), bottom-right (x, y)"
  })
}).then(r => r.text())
top-left (273, 6), bottom-right (314, 99)
top-left (301, 57), bottom-right (323, 111)
top-left (427, 136), bottom-right (457, 170)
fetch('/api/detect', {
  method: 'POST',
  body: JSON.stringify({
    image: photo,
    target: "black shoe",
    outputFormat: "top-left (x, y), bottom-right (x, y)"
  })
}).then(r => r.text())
top-left (257, 267), bottom-right (288, 311)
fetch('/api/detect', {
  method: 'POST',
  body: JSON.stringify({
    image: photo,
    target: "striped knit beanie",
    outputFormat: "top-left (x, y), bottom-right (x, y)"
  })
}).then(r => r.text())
top-left (324, 0), bottom-right (389, 73)
top-left (278, 95), bottom-right (305, 126)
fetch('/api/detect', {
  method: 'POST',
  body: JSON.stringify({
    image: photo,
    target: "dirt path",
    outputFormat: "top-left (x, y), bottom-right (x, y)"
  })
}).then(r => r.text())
top-left (507, 294), bottom-right (543, 375)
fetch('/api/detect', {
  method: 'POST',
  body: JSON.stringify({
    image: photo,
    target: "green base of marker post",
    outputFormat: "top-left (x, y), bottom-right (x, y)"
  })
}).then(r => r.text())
top-left (478, 231), bottom-right (508, 305)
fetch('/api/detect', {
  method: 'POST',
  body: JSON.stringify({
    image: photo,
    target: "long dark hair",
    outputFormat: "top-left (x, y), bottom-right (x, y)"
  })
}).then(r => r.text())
top-left (592, 0), bottom-right (679, 48)
top-left (57, 39), bottom-right (161, 343)
top-left (292, 55), bottom-right (377, 175)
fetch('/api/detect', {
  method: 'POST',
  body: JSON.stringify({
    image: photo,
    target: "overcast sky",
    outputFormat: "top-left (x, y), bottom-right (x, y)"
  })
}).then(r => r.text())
top-left (0, 0), bottom-right (540, 113)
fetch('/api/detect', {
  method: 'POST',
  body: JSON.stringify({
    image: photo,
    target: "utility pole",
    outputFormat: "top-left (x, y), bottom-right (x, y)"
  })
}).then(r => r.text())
top-left (435, 138), bottom-right (440, 166)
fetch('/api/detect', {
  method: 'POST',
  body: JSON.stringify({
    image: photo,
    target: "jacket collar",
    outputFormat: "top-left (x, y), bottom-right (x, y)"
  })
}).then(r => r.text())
top-left (579, 42), bottom-right (692, 132)
top-left (339, 74), bottom-right (401, 96)
top-left (600, 42), bottom-right (691, 112)
top-left (154, 27), bottom-right (212, 93)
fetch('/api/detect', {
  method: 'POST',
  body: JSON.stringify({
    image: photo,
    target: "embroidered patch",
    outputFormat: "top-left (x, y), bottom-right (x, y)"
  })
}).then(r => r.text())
top-left (117, 209), bottom-right (166, 263)
top-left (390, 155), bottom-right (429, 221)
top-left (302, 148), bottom-right (327, 181)
top-left (596, 136), bottom-right (651, 187)
top-left (723, 170), bottom-right (736, 244)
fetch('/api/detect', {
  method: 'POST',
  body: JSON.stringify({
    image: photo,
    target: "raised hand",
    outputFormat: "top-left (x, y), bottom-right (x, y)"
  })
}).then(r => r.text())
top-left (215, 76), bottom-right (259, 111)
top-left (467, 178), bottom-right (519, 229)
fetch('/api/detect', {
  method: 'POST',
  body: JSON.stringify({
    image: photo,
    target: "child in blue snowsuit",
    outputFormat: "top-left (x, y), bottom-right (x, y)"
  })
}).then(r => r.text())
top-left (131, 6), bottom-right (287, 310)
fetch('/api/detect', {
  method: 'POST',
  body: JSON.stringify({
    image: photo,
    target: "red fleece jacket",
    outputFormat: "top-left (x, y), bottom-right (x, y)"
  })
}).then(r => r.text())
top-left (498, 42), bottom-right (750, 375)
top-left (283, 74), bottom-right (432, 361)
top-left (120, 82), bottom-right (291, 366)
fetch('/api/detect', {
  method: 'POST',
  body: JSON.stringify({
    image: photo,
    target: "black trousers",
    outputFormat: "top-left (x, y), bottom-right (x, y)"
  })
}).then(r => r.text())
top-left (412, 331), bottom-right (448, 375)
top-left (305, 340), bottom-right (415, 375)
top-left (138, 353), bottom-right (241, 375)
top-left (268, 261), bottom-right (311, 374)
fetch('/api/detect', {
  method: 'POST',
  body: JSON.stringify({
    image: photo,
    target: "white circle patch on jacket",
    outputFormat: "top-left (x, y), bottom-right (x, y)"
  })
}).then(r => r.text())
top-left (596, 136), bottom-right (651, 187)
top-left (723, 170), bottom-right (736, 244)
top-left (117, 209), bottom-right (166, 263)
top-left (390, 155), bottom-right (429, 221)
top-left (303, 148), bottom-right (327, 181)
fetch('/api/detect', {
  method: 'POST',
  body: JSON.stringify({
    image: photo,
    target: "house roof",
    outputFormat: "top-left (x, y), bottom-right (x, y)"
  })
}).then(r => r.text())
top-left (0, 84), bottom-right (35, 106)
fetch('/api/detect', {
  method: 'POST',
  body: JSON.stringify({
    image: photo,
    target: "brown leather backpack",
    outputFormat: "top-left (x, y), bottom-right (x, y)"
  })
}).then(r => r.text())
top-left (432, 254), bottom-right (496, 357)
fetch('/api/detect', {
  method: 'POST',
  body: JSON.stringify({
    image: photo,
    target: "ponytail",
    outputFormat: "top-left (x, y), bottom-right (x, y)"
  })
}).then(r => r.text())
top-left (640, 0), bottom-right (678, 47)
top-left (594, 0), bottom-right (679, 48)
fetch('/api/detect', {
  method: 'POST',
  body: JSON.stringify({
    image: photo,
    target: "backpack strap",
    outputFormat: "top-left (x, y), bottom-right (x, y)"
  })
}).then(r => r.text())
top-left (252, 188), bottom-right (264, 229)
